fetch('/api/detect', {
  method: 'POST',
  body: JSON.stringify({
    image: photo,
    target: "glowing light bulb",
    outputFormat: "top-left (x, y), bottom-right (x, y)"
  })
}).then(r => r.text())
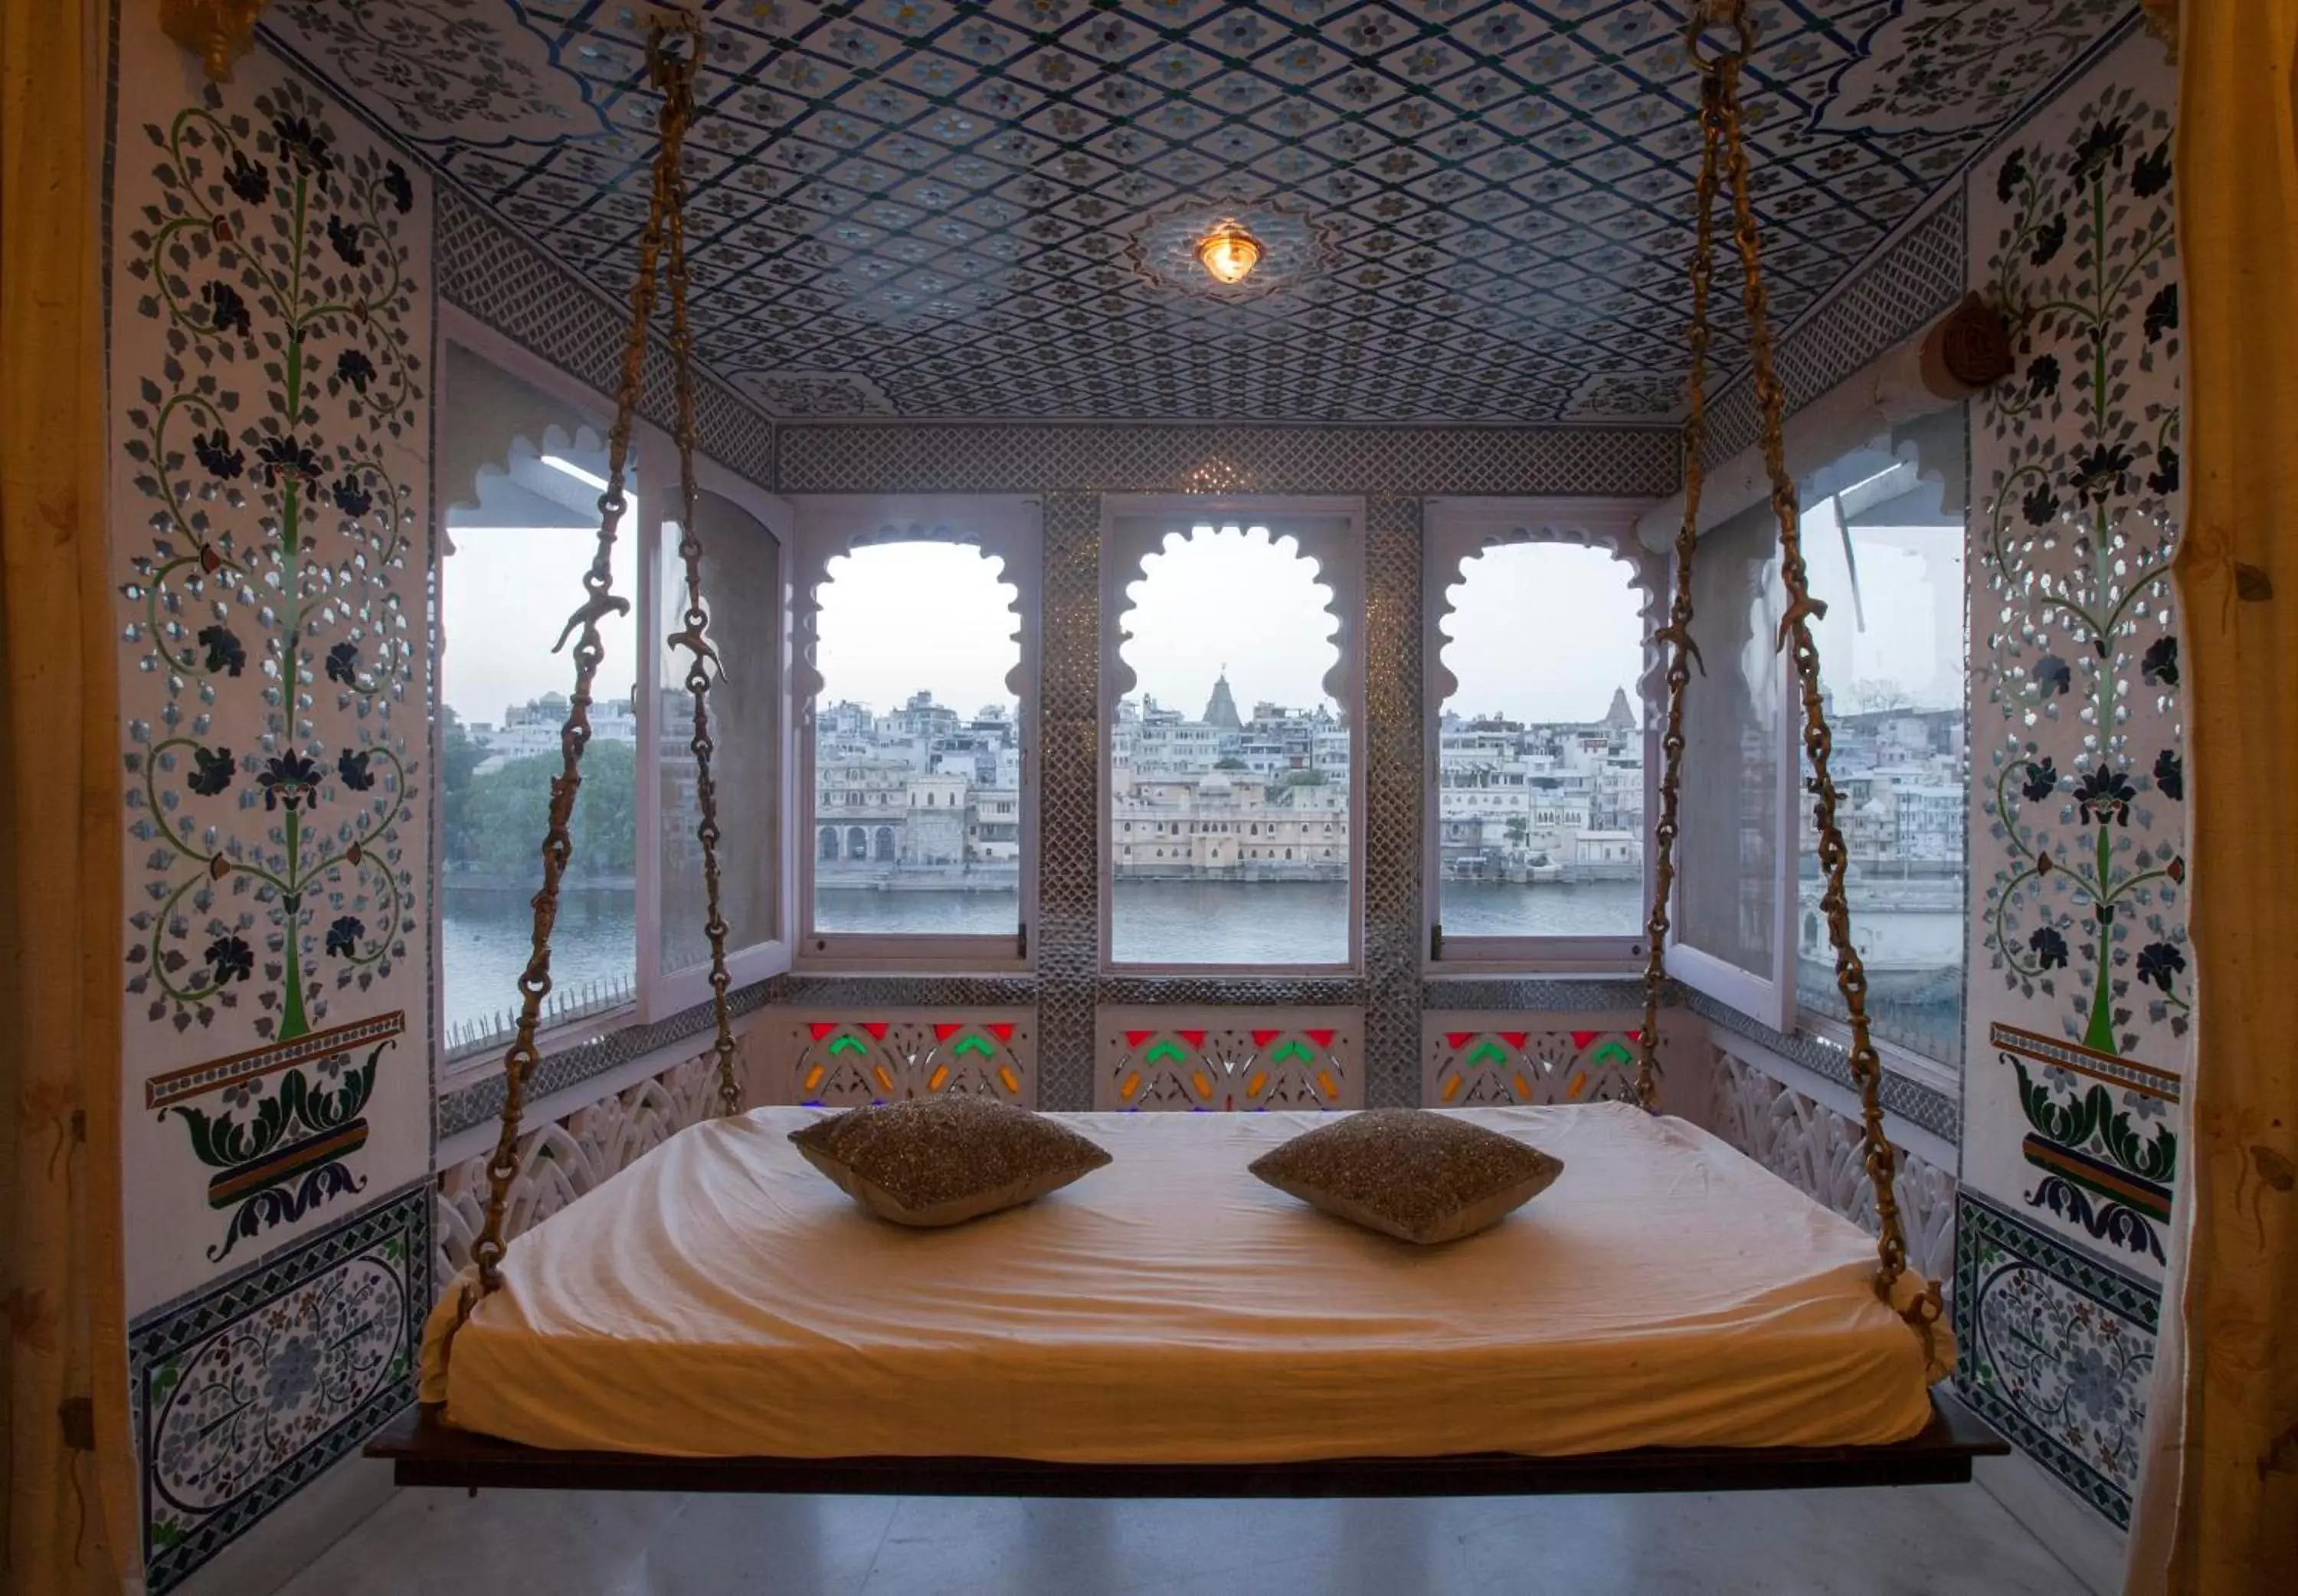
top-left (1196, 221), bottom-right (1263, 285)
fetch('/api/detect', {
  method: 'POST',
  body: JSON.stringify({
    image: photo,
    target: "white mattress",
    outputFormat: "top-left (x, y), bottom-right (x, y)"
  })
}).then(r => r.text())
top-left (422, 1103), bottom-right (1943, 1460)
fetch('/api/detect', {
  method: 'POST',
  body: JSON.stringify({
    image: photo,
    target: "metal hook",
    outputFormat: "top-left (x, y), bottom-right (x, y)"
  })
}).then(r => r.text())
top-left (551, 589), bottom-right (634, 655)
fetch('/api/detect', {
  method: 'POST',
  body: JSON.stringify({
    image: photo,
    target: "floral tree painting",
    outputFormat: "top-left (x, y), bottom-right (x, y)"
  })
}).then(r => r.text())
top-left (1974, 79), bottom-right (2185, 1267)
top-left (117, 77), bottom-right (425, 1261)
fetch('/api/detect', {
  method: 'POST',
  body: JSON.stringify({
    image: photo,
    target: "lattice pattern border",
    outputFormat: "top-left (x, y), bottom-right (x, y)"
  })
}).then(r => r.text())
top-left (1704, 193), bottom-right (1969, 464)
top-left (778, 424), bottom-right (1678, 498)
top-left (434, 185), bottom-right (774, 487)
top-left (1682, 986), bottom-right (1962, 1144)
top-left (434, 975), bottom-right (781, 1140)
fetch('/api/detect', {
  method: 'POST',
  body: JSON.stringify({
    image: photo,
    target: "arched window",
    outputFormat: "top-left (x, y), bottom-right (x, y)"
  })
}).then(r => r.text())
top-left (846, 826), bottom-right (867, 860)
top-left (437, 360), bottom-right (637, 1058)
top-left (1102, 500), bottom-right (1362, 970)
top-left (820, 828), bottom-right (839, 861)
top-left (1426, 503), bottom-right (1655, 970)
top-left (435, 330), bottom-right (790, 1065)
top-left (795, 496), bottom-right (1037, 968)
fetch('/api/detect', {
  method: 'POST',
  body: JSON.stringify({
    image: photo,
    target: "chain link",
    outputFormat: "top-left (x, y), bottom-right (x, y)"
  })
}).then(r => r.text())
top-left (1642, 0), bottom-right (1943, 1371)
top-left (1633, 38), bottom-right (1728, 1114)
top-left (655, 29), bottom-right (746, 1121)
top-left (461, 15), bottom-right (712, 1315)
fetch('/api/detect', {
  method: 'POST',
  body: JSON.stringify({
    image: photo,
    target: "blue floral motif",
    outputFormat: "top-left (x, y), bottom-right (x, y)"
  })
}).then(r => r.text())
top-left (198, 624), bottom-right (247, 677)
top-left (260, 1332), bottom-right (321, 1408)
top-left (187, 745), bottom-right (235, 797)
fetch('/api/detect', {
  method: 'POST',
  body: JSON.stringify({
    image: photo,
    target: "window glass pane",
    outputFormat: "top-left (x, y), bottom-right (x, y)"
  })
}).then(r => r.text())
top-left (1111, 523), bottom-right (1349, 966)
top-left (1436, 542), bottom-right (1645, 940)
top-left (1676, 503), bottom-right (1782, 978)
top-left (810, 541), bottom-right (1020, 937)
top-left (1794, 420), bottom-right (1968, 1064)
top-left (440, 426), bottom-right (637, 1055)
top-left (660, 492), bottom-right (777, 976)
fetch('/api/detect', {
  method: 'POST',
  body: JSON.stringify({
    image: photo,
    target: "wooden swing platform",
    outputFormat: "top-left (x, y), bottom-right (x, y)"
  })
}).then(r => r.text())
top-left (368, 1390), bottom-right (2004, 1499)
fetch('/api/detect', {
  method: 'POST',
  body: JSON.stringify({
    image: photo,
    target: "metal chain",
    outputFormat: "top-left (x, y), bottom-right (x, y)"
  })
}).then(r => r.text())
top-left (656, 32), bottom-right (745, 1120)
top-left (1710, 2), bottom-right (1943, 1366)
top-left (1632, 22), bottom-right (1730, 1112)
top-left (1650, 0), bottom-right (1944, 1370)
top-left (462, 15), bottom-right (705, 1307)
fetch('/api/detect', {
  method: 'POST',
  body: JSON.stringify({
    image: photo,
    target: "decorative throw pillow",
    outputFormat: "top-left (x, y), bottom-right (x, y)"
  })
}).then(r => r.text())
top-left (788, 1096), bottom-right (1112, 1228)
top-left (1248, 1109), bottom-right (1564, 1245)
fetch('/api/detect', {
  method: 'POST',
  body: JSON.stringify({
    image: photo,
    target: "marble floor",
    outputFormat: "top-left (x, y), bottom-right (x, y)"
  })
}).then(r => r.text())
top-left (283, 1480), bottom-right (2089, 1596)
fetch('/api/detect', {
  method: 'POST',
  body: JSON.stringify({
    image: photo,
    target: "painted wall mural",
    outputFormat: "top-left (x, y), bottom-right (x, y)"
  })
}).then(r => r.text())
top-left (1955, 1189), bottom-right (2158, 1527)
top-left (109, 21), bottom-right (436, 1594)
top-left (1095, 1007), bottom-right (1363, 1110)
top-left (129, 1181), bottom-right (428, 1596)
top-left (113, 31), bottom-right (434, 1313)
top-left (1421, 1019), bottom-right (1645, 1108)
top-left (764, 1012), bottom-right (1037, 1107)
top-left (1959, 25), bottom-right (2179, 1527)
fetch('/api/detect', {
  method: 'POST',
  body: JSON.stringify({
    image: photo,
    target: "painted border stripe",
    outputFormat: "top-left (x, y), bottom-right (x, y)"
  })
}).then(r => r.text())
top-left (2020, 1134), bottom-right (2174, 1222)
top-left (145, 1010), bottom-right (406, 1110)
top-left (1990, 1021), bottom-right (2181, 1102)
top-left (206, 1121), bottom-right (370, 1206)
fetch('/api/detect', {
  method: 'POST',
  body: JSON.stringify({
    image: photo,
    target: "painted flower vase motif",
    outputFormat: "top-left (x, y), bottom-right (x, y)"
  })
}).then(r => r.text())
top-left (1975, 81), bottom-right (2185, 1269)
top-left (118, 77), bottom-right (424, 1255)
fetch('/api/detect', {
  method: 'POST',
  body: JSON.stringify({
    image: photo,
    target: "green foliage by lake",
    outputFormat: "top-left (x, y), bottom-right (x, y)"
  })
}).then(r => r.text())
top-left (441, 712), bottom-right (637, 880)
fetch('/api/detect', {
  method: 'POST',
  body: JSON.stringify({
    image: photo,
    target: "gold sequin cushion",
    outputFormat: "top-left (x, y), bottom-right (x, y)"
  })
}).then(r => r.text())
top-left (787, 1097), bottom-right (1112, 1228)
top-left (1248, 1109), bottom-right (1565, 1245)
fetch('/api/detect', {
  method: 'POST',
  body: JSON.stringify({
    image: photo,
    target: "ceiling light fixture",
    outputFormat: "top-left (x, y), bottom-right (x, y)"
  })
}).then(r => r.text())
top-left (1196, 219), bottom-right (1263, 286)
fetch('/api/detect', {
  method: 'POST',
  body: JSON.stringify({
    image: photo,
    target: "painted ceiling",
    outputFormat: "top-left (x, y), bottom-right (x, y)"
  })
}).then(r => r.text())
top-left (264, 0), bottom-right (2129, 423)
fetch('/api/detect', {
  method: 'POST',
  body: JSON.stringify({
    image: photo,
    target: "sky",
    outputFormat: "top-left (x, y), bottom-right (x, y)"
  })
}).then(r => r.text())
top-left (440, 495), bottom-right (1959, 732)
top-left (440, 519), bottom-right (640, 724)
top-left (1441, 541), bottom-right (1645, 724)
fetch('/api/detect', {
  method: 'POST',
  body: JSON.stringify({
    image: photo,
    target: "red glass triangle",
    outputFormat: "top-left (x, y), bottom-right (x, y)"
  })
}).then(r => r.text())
top-left (1307, 1029), bottom-right (1335, 1048)
top-left (863, 1022), bottom-right (889, 1039)
top-left (1500, 1032), bottom-right (1529, 1048)
top-left (1252, 1029), bottom-right (1282, 1046)
top-left (1180, 1031), bottom-right (1206, 1048)
top-left (808, 1022), bottom-right (838, 1041)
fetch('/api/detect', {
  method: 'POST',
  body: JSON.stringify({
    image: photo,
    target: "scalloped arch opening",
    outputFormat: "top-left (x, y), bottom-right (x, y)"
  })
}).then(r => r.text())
top-left (1117, 522), bottom-right (1345, 720)
top-left (1431, 535), bottom-right (1651, 944)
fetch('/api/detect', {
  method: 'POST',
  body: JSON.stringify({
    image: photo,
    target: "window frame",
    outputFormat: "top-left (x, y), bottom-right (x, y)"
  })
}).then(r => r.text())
top-left (1098, 493), bottom-right (1367, 978)
top-left (1420, 497), bottom-right (1661, 976)
top-left (430, 307), bottom-right (794, 1088)
top-left (788, 493), bottom-right (1041, 976)
top-left (632, 417), bottom-right (796, 1021)
top-left (1782, 418), bottom-right (1971, 1082)
top-left (1658, 408), bottom-right (1971, 1061)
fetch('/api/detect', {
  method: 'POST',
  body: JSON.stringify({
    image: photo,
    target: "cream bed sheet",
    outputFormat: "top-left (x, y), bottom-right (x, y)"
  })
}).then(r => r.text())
top-left (421, 1103), bottom-right (1941, 1460)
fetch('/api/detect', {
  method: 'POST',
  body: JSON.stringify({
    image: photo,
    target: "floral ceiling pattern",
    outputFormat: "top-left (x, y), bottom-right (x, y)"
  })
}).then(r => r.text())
top-left (264, 0), bottom-right (2124, 420)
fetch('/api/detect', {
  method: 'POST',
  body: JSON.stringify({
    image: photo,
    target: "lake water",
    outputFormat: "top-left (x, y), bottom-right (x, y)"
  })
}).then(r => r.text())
top-left (440, 885), bottom-right (641, 1042)
top-left (443, 878), bottom-right (1961, 1060)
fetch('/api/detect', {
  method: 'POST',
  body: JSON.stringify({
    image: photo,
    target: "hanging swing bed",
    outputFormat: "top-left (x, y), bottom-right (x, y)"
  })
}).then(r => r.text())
top-left (372, 7), bottom-right (2005, 1496)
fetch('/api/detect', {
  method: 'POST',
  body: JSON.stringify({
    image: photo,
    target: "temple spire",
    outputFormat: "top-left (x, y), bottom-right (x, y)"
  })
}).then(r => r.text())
top-left (1203, 669), bottom-right (1243, 731)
